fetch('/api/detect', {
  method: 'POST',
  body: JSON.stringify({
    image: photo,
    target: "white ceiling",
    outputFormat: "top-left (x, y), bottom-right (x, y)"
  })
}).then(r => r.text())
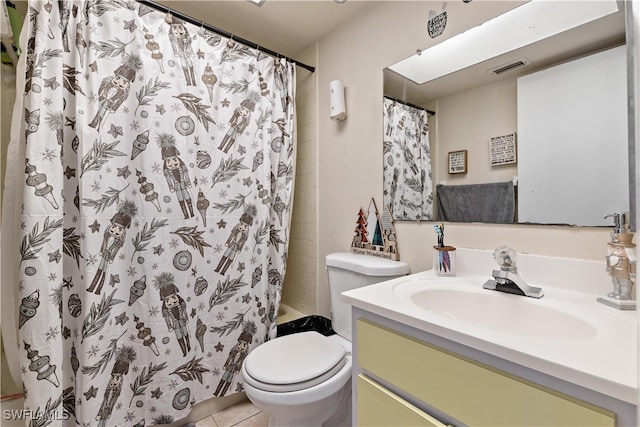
top-left (385, 3), bottom-right (626, 104)
top-left (156, 0), bottom-right (376, 58)
top-left (156, 1), bottom-right (626, 105)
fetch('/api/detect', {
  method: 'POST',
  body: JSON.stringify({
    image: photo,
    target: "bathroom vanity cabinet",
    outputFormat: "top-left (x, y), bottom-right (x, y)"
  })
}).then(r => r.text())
top-left (352, 309), bottom-right (635, 426)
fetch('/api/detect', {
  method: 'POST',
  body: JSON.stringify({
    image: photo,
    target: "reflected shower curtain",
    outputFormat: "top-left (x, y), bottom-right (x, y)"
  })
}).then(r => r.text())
top-left (7, 1), bottom-right (295, 425)
top-left (382, 98), bottom-right (432, 220)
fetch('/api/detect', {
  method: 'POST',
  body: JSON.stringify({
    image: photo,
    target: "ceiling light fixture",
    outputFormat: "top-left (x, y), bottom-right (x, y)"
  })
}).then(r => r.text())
top-left (389, 0), bottom-right (619, 84)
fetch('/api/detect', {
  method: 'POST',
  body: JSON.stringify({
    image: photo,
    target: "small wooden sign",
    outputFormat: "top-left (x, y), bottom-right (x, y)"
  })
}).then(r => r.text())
top-left (448, 150), bottom-right (467, 174)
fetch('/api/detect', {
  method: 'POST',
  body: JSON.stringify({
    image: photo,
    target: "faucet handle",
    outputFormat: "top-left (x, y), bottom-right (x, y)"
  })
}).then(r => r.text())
top-left (493, 246), bottom-right (518, 273)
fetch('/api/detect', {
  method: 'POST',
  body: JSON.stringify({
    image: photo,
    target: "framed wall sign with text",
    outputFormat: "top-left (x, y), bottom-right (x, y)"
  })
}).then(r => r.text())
top-left (490, 133), bottom-right (517, 166)
top-left (448, 150), bottom-right (467, 174)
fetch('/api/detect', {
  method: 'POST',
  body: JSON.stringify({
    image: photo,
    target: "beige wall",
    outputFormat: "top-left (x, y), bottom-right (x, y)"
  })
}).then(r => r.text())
top-left (434, 78), bottom-right (518, 186)
top-left (282, 44), bottom-right (319, 314)
top-left (315, 1), bottom-right (611, 317)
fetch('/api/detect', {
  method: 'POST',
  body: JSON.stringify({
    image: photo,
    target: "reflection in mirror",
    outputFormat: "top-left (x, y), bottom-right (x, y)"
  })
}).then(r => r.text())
top-left (382, 96), bottom-right (434, 220)
top-left (517, 45), bottom-right (628, 226)
top-left (383, 0), bottom-right (630, 226)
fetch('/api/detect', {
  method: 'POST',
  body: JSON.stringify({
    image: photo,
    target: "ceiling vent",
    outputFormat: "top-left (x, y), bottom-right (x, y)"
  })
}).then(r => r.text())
top-left (489, 58), bottom-right (531, 75)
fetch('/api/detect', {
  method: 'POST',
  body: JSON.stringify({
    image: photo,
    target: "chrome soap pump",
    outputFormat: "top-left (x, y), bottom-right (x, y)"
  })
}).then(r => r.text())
top-left (597, 212), bottom-right (637, 310)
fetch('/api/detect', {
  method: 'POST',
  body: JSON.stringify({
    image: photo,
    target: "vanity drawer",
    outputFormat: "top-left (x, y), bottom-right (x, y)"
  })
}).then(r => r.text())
top-left (356, 318), bottom-right (615, 427)
top-left (357, 374), bottom-right (449, 427)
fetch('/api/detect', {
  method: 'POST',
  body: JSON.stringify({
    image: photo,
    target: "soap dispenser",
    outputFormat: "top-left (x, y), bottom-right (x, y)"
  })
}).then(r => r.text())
top-left (597, 212), bottom-right (637, 310)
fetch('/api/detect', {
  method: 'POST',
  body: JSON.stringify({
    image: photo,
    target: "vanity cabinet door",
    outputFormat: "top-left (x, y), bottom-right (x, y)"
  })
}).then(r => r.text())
top-left (356, 318), bottom-right (615, 427)
top-left (357, 374), bottom-right (448, 427)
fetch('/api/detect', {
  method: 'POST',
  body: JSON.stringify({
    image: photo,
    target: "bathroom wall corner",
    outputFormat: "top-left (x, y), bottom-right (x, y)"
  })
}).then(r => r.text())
top-left (0, 62), bottom-right (21, 397)
top-left (282, 43), bottom-right (319, 317)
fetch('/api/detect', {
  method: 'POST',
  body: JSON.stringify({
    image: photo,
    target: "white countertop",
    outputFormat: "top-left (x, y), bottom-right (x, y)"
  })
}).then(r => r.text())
top-left (343, 268), bottom-right (638, 405)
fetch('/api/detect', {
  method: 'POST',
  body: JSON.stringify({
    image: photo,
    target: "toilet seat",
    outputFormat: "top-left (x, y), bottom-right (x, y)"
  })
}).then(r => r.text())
top-left (243, 331), bottom-right (347, 392)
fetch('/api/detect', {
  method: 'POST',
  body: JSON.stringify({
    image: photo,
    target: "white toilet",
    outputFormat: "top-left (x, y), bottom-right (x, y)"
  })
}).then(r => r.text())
top-left (241, 252), bottom-right (409, 426)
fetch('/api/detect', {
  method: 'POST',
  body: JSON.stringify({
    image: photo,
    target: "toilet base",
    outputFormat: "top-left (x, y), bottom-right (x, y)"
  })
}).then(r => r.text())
top-left (265, 380), bottom-right (352, 427)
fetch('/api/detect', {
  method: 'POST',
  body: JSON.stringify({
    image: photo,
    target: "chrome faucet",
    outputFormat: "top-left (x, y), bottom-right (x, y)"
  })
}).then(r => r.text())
top-left (482, 246), bottom-right (544, 298)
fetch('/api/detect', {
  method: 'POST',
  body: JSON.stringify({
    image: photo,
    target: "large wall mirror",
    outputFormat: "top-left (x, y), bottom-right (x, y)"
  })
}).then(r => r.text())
top-left (383, 0), bottom-right (634, 227)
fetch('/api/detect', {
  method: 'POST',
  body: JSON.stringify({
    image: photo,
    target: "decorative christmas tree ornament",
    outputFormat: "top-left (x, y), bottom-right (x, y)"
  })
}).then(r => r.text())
top-left (24, 108), bottom-right (40, 139)
top-left (25, 159), bottom-right (59, 209)
top-left (195, 317), bottom-right (206, 352)
top-left (68, 293), bottom-right (82, 317)
top-left (273, 194), bottom-right (285, 225)
top-left (133, 315), bottom-right (159, 356)
top-left (70, 342), bottom-right (79, 377)
top-left (172, 388), bottom-right (190, 410)
top-left (143, 27), bottom-right (165, 73)
top-left (201, 63), bottom-right (217, 102)
top-left (196, 151), bottom-right (211, 169)
top-left (136, 170), bottom-right (161, 212)
top-left (194, 276), bottom-right (208, 296)
top-left (196, 190), bottom-right (210, 226)
top-left (24, 341), bottom-right (60, 387)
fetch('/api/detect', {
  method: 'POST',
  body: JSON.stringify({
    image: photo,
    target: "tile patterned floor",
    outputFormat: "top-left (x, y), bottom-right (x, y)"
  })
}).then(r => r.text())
top-left (195, 399), bottom-right (268, 427)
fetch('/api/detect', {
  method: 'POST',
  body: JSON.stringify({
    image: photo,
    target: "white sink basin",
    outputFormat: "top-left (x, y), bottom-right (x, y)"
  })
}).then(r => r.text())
top-left (342, 253), bottom-right (638, 405)
top-left (409, 287), bottom-right (597, 340)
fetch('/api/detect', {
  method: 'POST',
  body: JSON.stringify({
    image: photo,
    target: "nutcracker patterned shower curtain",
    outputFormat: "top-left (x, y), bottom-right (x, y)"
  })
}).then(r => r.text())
top-left (382, 97), bottom-right (432, 221)
top-left (3, 1), bottom-right (296, 425)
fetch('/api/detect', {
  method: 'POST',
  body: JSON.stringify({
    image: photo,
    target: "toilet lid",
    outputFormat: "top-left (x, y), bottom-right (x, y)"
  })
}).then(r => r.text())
top-left (243, 331), bottom-right (347, 392)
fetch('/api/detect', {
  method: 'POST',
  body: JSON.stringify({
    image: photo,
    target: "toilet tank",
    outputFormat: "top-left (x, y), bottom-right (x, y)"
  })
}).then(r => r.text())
top-left (326, 252), bottom-right (409, 340)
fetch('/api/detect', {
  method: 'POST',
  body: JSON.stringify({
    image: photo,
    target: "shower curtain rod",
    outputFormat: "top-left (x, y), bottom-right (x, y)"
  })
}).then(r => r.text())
top-left (137, 0), bottom-right (316, 73)
top-left (384, 94), bottom-right (435, 116)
